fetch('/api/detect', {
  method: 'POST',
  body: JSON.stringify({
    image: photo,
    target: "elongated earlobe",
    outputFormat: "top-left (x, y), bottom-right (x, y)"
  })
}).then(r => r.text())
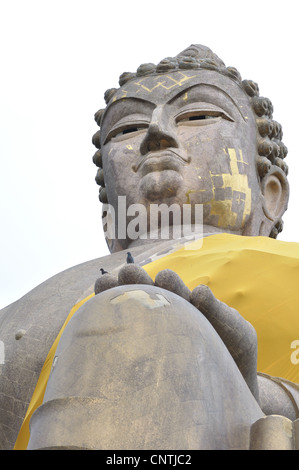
top-left (259, 167), bottom-right (289, 236)
top-left (243, 166), bottom-right (289, 238)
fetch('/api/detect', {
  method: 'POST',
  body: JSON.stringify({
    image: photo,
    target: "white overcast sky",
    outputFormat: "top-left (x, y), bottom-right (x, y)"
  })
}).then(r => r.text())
top-left (1, 0), bottom-right (298, 308)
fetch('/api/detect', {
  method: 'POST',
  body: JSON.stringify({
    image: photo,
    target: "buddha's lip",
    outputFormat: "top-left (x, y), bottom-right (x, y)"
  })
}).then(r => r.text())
top-left (132, 150), bottom-right (189, 173)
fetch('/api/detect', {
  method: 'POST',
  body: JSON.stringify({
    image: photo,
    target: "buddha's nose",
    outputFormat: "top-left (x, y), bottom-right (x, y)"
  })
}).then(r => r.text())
top-left (140, 106), bottom-right (178, 155)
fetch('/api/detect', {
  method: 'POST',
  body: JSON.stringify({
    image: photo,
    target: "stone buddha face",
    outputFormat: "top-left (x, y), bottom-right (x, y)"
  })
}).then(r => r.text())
top-left (93, 47), bottom-right (289, 251)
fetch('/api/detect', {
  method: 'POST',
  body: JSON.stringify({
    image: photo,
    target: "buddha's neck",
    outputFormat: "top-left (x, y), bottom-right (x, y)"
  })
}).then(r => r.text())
top-left (110, 225), bottom-right (242, 252)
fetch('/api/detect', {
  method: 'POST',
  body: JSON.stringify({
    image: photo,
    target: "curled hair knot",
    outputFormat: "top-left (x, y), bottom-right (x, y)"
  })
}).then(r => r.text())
top-left (136, 63), bottom-right (156, 77)
top-left (92, 150), bottom-right (102, 168)
top-left (270, 219), bottom-right (284, 239)
top-left (95, 168), bottom-right (105, 187)
top-left (92, 130), bottom-right (101, 150)
top-left (119, 72), bottom-right (136, 86)
top-left (257, 118), bottom-right (274, 138)
top-left (274, 158), bottom-right (288, 175)
top-left (258, 139), bottom-right (273, 157)
top-left (242, 80), bottom-right (259, 97)
top-left (252, 97), bottom-right (273, 117)
top-left (178, 56), bottom-right (200, 69)
top-left (99, 187), bottom-right (108, 203)
top-left (156, 58), bottom-right (178, 72)
top-left (225, 66), bottom-right (242, 81)
top-left (94, 109), bottom-right (105, 126)
top-left (257, 156), bottom-right (271, 178)
top-left (104, 88), bottom-right (118, 105)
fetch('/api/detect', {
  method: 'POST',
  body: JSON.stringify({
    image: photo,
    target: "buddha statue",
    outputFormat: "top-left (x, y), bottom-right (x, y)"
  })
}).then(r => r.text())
top-left (1, 45), bottom-right (299, 450)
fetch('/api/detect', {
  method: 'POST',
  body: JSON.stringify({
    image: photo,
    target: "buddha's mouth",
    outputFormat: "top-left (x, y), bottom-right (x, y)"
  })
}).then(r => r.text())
top-left (132, 150), bottom-right (190, 175)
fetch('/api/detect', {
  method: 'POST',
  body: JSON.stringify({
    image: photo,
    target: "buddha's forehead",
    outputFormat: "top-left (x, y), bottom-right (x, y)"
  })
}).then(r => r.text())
top-left (109, 69), bottom-right (250, 108)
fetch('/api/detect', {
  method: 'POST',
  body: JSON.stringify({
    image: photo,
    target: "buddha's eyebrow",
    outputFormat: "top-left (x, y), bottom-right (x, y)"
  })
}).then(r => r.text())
top-left (105, 97), bottom-right (155, 118)
top-left (167, 83), bottom-right (247, 122)
top-left (101, 98), bottom-right (155, 143)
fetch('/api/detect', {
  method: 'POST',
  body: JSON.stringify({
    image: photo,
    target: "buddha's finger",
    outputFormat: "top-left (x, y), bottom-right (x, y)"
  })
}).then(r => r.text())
top-left (154, 269), bottom-right (191, 301)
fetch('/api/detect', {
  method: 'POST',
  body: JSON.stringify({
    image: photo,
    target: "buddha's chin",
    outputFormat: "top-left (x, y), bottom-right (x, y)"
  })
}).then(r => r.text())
top-left (138, 170), bottom-right (183, 202)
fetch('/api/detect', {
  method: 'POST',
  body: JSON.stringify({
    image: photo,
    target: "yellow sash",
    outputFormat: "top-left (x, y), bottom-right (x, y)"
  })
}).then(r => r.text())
top-left (14, 233), bottom-right (299, 449)
top-left (13, 293), bottom-right (94, 450)
top-left (143, 233), bottom-right (299, 384)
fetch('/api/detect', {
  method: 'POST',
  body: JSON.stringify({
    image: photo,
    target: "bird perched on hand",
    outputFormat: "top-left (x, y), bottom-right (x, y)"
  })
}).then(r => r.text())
top-left (100, 268), bottom-right (108, 274)
top-left (126, 252), bottom-right (134, 264)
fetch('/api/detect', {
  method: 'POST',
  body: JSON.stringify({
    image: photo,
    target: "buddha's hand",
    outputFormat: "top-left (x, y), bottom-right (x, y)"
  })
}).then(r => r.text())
top-left (191, 283), bottom-right (259, 400)
top-left (95, 265), bottom-right (259, 400)
top-left (94, 264), bottom-right (190, 299)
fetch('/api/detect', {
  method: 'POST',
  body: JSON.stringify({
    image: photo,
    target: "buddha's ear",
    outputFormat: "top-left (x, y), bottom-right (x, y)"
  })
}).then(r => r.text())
top-left (259, 166), bottom-right (289, 236)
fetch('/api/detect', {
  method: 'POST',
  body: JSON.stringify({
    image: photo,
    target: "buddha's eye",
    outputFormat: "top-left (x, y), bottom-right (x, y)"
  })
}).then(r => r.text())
top-left (122, 127), bottom-right (139, 134)
top-left (176, 112), bottom-right (223, 125)
top-left (175, 107), bottom-right (234, 126)
top-left (186, 114), bottom-right (215, 121)
top-left (104, 123), bottom-right (148, 144)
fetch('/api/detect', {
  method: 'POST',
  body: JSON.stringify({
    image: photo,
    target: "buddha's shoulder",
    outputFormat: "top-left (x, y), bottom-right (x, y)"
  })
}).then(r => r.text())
top-left (0, 259), bottom-right (97, 355)
top-left (0, 239), bottom-right (187, 348)
top-left (1, 252), bottom-right (119, 321)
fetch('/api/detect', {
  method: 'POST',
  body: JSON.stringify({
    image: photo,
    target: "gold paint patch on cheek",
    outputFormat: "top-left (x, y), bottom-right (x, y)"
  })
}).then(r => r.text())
top-left (207, 148), bottom-right (252, 228)
top-left (209, 199), bottom-right (236, 227)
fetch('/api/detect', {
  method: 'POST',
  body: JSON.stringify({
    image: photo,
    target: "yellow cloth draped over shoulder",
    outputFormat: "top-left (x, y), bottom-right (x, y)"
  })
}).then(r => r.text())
top-left (14, 233), bottom-right (299, 449)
